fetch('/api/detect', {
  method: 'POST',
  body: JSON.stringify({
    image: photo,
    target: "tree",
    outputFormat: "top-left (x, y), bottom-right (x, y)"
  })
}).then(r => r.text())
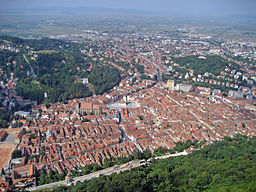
top-left (1, 168), bottom-right (5, 176)
top-left (92, 164), bottom-right (101, 172)
top-left (53, 135), bottom-right (256, 192)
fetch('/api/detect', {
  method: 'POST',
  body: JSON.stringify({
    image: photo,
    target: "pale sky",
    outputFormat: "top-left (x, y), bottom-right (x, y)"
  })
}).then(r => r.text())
top-left (0, 0), bottom-right (255, 17)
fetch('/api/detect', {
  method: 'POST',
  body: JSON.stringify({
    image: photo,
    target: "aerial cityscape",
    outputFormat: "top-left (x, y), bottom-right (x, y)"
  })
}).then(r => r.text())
top-left (0, 0), bottom-right (256, 191)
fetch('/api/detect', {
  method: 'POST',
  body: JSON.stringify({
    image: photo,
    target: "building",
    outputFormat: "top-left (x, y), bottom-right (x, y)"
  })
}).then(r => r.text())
top-left (46, 129), bottom-right (53, 140)
top-left (0, 130), bottom-right (7, 142)
top-left (0, 177), bottom-right (10, 192)
top-left (177, 84), bottom-right (193, 92)
top-left (79, 102), bottom-right (101, 115)
top-left (228, 90), bottom-right (244, 99)
top-left (29, 165), bottom-right (34, 177)
top-left (14, 111), bottom-right (30, 118)
top-left (65, 175), bottom-right (71, 184)
top-left (15, 129), bottom-right (24, 143)
top-left (244, 104), bottom-right (256, 111)
top-left (195, 87), bottom-right (212, 96)
top-left (212, 89), bottom-right (221, 96)
top-left (75, 78), bottom-right (89, 84)
top-left (166, 80), bottom-right (175, 90)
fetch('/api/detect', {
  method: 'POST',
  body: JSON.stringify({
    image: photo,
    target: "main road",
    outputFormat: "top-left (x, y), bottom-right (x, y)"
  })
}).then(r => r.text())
top-left (27, 151), bottom-right (188, 191)
top-left (23, 54), bottom-right (36, 78)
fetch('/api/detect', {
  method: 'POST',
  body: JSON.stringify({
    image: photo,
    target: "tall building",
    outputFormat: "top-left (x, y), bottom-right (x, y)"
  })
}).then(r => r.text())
top-left (167, 80), bottom-right (175, 90)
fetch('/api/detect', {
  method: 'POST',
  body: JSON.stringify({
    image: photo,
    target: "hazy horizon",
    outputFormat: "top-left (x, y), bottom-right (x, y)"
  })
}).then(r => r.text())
top-left (0, 0), bottom-right (255, 17)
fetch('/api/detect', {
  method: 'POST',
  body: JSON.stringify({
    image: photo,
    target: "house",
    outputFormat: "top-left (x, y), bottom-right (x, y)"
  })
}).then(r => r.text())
top-left (228, 90), bottom-right (244, 99)
top-left (75, 78), bottom-right (89, 84)
top-left (195, 87), bottom-right (211, 96)
top-left (79, 102), bottom-right (101, 115)
top-left (176, 84), bottom-right (193, 92)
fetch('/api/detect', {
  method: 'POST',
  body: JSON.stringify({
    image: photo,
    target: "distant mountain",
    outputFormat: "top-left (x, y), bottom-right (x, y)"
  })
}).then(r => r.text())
top-left (1, 6), bottom-right (255, 21)
top-left (0, 7), bottom-right (153, 16)
top-left (229, 14), bottom-right (256, 21)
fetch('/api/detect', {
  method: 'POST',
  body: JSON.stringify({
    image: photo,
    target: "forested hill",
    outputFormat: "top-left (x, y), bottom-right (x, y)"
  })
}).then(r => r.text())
top-left (52, 135), bottom-right (256, 192)
top-left (172, 55), bottom-right (239, 76)
top-left (0, 35), bottom-right (69, 51)
top-left (0, 36), bottom-right (121, 104)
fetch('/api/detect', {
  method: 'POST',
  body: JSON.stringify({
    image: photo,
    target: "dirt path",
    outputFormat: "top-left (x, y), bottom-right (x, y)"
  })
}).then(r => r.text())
top-left (87, 83), bottom-right (95, 95)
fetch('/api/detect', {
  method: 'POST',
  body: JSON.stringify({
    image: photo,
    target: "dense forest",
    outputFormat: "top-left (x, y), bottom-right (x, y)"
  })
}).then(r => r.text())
top-left (0, 36), bottom-right (121, 104)
top-left (51, 135), bottom-right (256, 192)
top-left (0, 50), bottom-right (28, 81)
top-left (88, 65), bottom-right (121, 95)
top-left (15, 51), bottom-right (93, 104)
top-left (172, 55), bottom-right (238, 76)
top-left (0, 36), bottom-right (69, 51)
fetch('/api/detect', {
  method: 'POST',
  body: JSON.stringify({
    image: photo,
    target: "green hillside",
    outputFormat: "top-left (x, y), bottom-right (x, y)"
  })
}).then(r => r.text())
top-left (0, 36), bottom-right (121, 104)
top-left (172, 55), bottom-right (238, 76)
top-left (52, 135), bottom-right (256, 192)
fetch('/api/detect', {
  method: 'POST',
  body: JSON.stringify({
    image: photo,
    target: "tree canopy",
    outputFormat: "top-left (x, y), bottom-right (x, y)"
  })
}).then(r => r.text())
top-left (172, 55), bottom-right (238, 76)
top-left (52, 135), bottom-right (256, 192)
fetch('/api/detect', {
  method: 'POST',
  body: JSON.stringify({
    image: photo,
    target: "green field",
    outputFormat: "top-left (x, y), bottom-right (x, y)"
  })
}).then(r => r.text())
top-left (1, 12), bottom-right (255, 40)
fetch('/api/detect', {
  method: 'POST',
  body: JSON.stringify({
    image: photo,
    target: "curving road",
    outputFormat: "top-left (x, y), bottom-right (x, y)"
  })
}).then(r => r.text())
top-left (23, 54), bottom-right (36, 78)
top-left (26, 151), bottom-right (188, 191)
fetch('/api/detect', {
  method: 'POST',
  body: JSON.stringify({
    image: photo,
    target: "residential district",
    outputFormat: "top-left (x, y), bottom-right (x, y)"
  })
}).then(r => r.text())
top-left (0, 28), bottom-right (256, 191)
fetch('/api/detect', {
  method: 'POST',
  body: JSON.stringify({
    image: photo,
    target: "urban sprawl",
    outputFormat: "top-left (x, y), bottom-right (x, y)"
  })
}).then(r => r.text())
top-left (0, 28), bottom-right (256, 190)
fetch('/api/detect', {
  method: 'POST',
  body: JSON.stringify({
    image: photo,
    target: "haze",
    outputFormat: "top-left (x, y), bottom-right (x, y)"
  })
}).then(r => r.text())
top-left (0, 0), bottom-right (255, 17)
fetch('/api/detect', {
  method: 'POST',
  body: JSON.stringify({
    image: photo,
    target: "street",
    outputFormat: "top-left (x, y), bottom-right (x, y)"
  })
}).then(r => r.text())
top-left (27, 151), bottom-right (187, 191)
